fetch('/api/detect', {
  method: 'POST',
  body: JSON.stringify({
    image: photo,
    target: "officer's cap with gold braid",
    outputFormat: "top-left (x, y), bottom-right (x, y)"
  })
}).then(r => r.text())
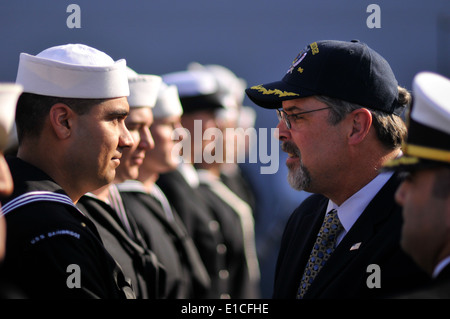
top-left (245, 40), bottom-right (405, 115)
top-left (384, 72), bottom-right (450, 171)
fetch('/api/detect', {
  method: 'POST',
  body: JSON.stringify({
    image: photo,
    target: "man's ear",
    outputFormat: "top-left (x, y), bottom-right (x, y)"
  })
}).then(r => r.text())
top-left (347, 108), bottom-right (372, 145)
top-left (48, 103), bottom-right (74, 139)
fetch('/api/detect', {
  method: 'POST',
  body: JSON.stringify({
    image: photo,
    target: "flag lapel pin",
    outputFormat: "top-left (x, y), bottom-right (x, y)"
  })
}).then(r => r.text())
top-left (350, 242), bottom-right (362, 251)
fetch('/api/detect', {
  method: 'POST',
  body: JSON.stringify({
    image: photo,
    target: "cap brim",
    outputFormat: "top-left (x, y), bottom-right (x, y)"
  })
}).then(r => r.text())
top-left (383, 155), bottom-right (448, 172)
top-left (245, 79), bottom-right (316, 109)
top-left (179, 93), bottom-right (224, 114)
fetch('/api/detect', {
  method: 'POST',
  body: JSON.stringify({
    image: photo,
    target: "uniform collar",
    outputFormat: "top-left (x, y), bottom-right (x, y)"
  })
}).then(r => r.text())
top-left (177, 162), bottom-right (200, 188)
top-left (115, 180), bottom-right (148, 194)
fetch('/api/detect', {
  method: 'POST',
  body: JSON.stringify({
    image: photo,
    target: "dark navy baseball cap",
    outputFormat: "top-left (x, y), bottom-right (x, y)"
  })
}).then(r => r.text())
top-left (245, 40), bottom-right (405, 115)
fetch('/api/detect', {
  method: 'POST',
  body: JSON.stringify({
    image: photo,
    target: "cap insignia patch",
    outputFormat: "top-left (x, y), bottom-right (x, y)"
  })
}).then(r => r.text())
top-left (286, 42), bottom-right (318, 74)
top-left (310, 42), bottom-right (319, 55)
top-left (287, 50), bottom-right (307, 74)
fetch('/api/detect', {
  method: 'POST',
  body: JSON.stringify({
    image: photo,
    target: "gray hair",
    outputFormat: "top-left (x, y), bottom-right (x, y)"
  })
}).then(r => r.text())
top-left (315, 86), bottom-right (410, 150)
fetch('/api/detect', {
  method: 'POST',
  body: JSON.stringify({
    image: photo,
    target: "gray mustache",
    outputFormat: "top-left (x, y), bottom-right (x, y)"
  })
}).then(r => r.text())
top-left (281, 141), bottom-right (301, 157)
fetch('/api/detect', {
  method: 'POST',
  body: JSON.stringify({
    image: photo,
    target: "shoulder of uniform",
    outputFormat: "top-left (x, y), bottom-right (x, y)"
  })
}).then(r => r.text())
top-left (3, 194), bottom-right (96, 246)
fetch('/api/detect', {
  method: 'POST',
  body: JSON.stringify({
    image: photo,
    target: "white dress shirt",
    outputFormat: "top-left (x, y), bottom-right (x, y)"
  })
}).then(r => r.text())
top-left (326, 171), bottom-right (394, 246)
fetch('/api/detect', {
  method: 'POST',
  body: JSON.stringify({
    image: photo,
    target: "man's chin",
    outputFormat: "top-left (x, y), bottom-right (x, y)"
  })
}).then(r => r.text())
top-left (103, 170), bottom-right (117, 186)
top-left (287, 166), bottom-right (311, 191)
top-left (113, 168), bottom-right (138, 185)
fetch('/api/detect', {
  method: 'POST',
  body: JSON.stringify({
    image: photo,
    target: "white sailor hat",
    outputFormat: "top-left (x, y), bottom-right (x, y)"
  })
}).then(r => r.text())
top-left (188, 62), bottom-right (241, 110)
top-left (162, 69), bottom-right (223, 114)
top-left (237, 106), bottom-right (257, 129)
top-left (384, 71), bottom-right (450, 170)
top-left (16, 43), bottom-right (129, 99)
top-left (126, 67), bottom-right (162, 108)
top-left (152, 82), bottom-right (183, 119)
top-left (0, 83), bottom-right (22, 150)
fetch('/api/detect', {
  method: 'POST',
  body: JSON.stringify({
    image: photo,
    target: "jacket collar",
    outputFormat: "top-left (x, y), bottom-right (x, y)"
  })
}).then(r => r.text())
top-left (305, 172), bottom-right (404, 298)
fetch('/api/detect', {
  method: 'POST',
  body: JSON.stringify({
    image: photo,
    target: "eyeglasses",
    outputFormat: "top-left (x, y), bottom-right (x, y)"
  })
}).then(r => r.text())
top-left (276, 107), bottom-right (331, 129)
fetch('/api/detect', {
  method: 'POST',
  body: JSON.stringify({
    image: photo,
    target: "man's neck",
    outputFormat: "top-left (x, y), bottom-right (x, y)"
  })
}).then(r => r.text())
top-left (138, 172), bottom-right (159, 193)
top-left (89, 184), bottom-right (110, 202)
top-left (18, 144), bottom-right (85, 203)
top-left (325, 148), bottom-right (401, 206)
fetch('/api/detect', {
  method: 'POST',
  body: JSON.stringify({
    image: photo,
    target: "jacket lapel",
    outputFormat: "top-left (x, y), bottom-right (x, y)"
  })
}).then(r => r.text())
top-left (274, 195), bottom-right (328, 297)
top-left (305, 173), bottom-right (402, 298)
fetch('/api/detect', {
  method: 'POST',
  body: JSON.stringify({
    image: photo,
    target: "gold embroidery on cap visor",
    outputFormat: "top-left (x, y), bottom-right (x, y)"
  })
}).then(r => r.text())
top-left (384, 143), bottom-right (450, 169)
top-left (383, 156), bottom-right (420, 168)
top-left (250, 85), bottom-right (300, 98)
top-left (403, 144), bottom-right (450, 163)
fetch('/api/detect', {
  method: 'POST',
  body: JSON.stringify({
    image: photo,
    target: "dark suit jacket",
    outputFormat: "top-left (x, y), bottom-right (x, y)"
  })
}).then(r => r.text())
top-left (273, 173), bottom-right (431, 299)
top-left (398, 263), bottom-right (450, 299)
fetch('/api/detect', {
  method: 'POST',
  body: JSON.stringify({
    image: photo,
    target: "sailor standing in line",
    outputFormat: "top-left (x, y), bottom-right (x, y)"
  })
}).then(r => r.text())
top-left (0, 44), bottom-right (136, 298)
top-left (163, 69), bottom-right (261, 298)
top-left (76, 67), bottom-right (165, 299)
top-left (153, 82), bottom-right (230, 298)
top-left (118, 81), bottom-right (211, 298)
